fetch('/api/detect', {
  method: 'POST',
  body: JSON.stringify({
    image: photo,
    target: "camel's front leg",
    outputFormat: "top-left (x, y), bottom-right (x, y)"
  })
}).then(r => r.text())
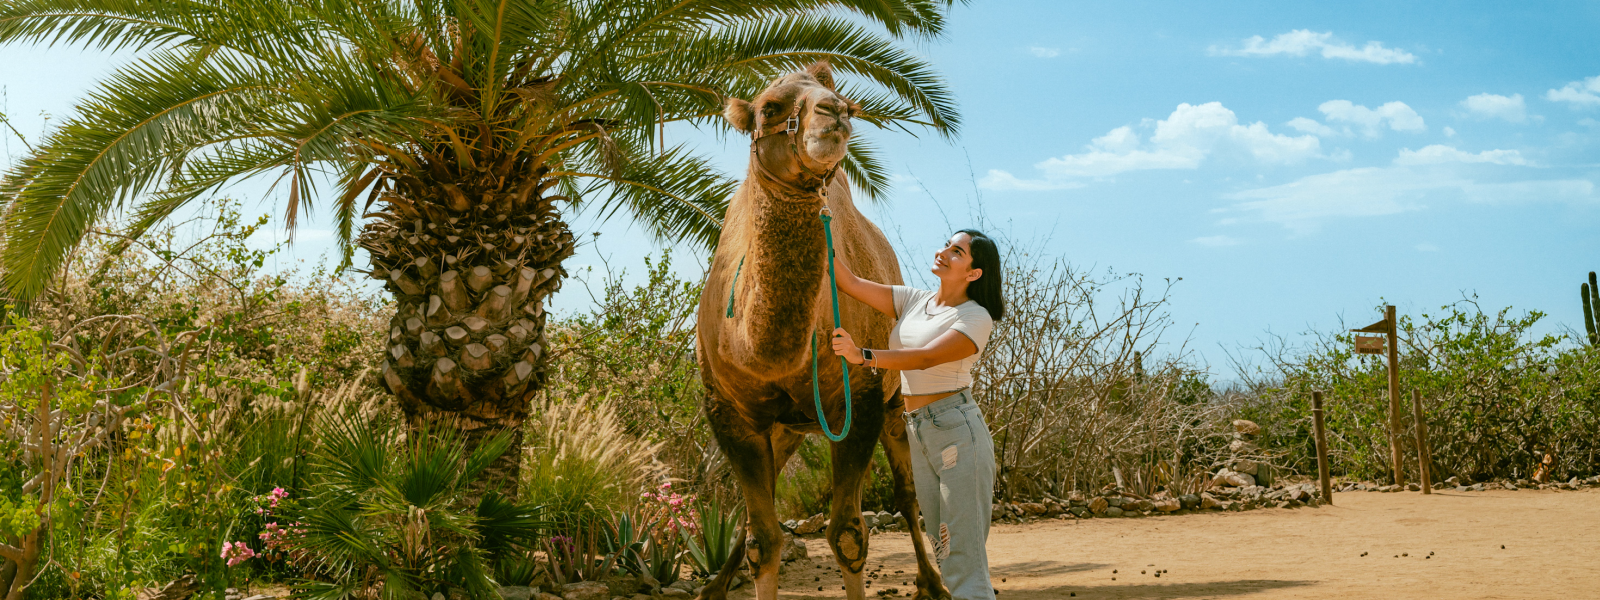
top-left (880, 392), bottom-right (951, 600)
top-left (702, 404), bottom-right (784, 600)
top-left (826, 402), bottom-right (884, 600)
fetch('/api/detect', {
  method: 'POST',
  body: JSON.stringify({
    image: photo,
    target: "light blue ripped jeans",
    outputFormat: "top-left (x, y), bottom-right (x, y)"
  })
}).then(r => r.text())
top-left (905, 389), bottom-right (996, 600)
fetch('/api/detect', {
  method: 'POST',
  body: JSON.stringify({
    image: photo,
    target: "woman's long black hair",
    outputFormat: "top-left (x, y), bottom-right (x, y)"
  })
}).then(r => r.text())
top-left (956, 229), bottom-right (1005, 321)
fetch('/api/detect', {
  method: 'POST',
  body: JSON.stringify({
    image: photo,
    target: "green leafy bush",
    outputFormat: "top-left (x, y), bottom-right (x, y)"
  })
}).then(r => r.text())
top-left (1239, 297), bottom-right (1600, 483)
top-left (285, 414), bottom-right (543, 599)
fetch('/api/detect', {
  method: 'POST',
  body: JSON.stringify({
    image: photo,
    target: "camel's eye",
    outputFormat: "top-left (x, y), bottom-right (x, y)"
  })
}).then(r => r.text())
top-left (761, 102), bottom-right (783, 117)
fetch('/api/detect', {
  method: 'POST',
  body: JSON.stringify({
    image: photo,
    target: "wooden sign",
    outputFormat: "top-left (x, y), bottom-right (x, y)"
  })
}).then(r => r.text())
top-left (1355, 335), bottom-right (1385, 355)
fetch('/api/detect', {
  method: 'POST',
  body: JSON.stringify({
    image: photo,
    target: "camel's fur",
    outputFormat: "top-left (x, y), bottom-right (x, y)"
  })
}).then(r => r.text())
top-left (696, 62), bottom-right (950, 600)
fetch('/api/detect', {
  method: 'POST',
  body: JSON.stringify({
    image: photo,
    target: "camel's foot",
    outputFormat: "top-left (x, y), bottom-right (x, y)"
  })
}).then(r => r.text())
top-left (912, 575), bottom-right (952, 600)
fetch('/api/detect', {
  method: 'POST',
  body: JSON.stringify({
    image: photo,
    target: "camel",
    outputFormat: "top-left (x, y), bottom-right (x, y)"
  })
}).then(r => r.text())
top-left (695, 62), bottom-right (949, 600)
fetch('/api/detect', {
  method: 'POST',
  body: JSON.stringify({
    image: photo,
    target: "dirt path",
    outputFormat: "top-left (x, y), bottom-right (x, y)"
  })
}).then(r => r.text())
top-left (758, 487), bottom-right (1599, 599)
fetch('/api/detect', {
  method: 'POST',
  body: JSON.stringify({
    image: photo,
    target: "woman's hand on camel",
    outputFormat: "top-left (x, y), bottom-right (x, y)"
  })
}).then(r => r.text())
top-left (831, 328), bottom-right (865, 364)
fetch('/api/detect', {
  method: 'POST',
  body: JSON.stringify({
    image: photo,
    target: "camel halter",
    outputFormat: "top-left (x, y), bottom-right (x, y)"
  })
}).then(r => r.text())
top-left (726, 101), bottom-right (854, 442)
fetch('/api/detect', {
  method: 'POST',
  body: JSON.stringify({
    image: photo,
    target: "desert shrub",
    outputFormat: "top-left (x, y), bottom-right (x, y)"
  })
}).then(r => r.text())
top-left (520, 397), bottom-right (667, 529)
top-left (971, 247), bottom-right (1230, 500)
top-left (541, 254), bottom-right (739, 502)
top-left (0, 200), bottom-right (390, 598)
top-left (774, 437), bottom-right (897, 520)
top-left (284, 413), bottom-right (543, 600)
top-left (1236, 297), bottom-right (1600, 483)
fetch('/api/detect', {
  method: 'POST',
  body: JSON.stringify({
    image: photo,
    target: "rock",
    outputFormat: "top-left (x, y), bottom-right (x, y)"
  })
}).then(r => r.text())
top-left (1069, 506), bottom-right (1089, 518)
top-left (633, 595), bottom-right (653, 600)
top-left (1089, 497), bottom-right (1108, 515)
top-left (605, 575), bottom-right (640, 597)
top-left (1378, 484), bottom-right (1398, 493)
top-left (500, 587), bottom-right (538, 600)
top-left (1020, 502), bottom-right (1048, 516)
top-left (794, 513), bottom-right (826, 535)
top-left (1443, 476), bottom-right (1460, 486)
top-left (1128, 499), bottom-right (1153, 512)
top-left (1212, 469), bottom-right (1255, 488)
top-left (434, 594), bottom-right (446, 600)
top-left (1406, 483), bottom-right (1420, 492)
top-left (1104, 507), bottom-right (1124, 518)
top-left (781, 533), bottom-right (808, 562)
top-left (1232, 419), bottom-right (1261, 436)
top-left (1106, 497), bottom-right (1124, 508)
top-left (991, 503), bottom-right (1005, 521)
top-left (537, 594), bottom-right (565, 600)
top-left (1067, 491), bottom-right (1086, 503)
top-left (562, 581), bottom-right (610, 600)
top-left (861, 511), bottom-right (879, 528)
top-left (1228, 440), bottom-right (1257, 454)
top-left (1199, 493), bottom-right (1221, 510)
top-left (783, 519), bottom-right (798, 531)
top-left (1179, 494), bottom-right (1200, 509)
top-left (1152, 498), bottom-right (1180, 512)
top-left (1231, 459), bottom-right (1259, 475)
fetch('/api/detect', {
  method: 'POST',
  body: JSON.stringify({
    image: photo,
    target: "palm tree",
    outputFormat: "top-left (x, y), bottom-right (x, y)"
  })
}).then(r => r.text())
top-left (0, 0), bottom-right (961, 495)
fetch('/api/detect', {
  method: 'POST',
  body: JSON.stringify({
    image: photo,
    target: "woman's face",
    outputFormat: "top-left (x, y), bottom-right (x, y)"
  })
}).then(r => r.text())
top-left (930, 233), bottom-right (983, 284)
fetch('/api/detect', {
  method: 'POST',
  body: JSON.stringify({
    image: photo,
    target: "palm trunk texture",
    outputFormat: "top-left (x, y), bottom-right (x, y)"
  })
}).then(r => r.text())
top-left (360, 167), bottom-right (574, 498)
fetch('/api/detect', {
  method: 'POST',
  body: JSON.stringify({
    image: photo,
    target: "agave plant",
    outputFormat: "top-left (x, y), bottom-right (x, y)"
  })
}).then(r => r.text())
top-left (0, 0), bottom-right (963, 494)
top-left (284, 413), bottom-right (545, 600)
top-left (681, 497), bottom-right (742, 578)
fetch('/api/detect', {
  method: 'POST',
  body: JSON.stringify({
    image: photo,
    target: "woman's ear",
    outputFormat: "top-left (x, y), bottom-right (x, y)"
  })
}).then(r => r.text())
top-left (966, 267), bottom-right (983, 283)
top-left (725, 98), bottom-right (755, 133)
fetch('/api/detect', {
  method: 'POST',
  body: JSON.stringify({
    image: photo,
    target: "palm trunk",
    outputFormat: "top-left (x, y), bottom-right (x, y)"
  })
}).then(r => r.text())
top-left (360, 168), bottom-right (574, 499)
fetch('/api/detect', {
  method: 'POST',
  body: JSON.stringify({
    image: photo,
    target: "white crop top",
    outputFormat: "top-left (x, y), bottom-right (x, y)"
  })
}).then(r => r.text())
top-left (888, 286), bottom-right (994, 395)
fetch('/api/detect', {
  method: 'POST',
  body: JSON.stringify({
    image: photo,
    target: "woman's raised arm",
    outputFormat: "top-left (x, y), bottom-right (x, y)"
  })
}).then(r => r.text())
top-left (834, 255), bottom-right (897, 317)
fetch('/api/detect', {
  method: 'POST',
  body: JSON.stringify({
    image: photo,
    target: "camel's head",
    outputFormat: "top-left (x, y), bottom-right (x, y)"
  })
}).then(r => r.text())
top-left (725, 61), bottom-right (859, 186)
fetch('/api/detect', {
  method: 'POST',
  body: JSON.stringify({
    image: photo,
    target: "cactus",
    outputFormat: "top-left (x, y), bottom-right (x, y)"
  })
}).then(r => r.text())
top-left (1584, 272), bottom-right (1599, 347)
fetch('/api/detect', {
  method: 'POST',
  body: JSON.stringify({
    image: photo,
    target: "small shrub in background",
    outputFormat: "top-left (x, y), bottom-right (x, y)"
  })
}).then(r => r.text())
top-left (1237, 296), bottom-right (1600, 483)
top-left (520, 397), bottom-right (667, 531)
top-left (0, 200), bottom-right (390, 598)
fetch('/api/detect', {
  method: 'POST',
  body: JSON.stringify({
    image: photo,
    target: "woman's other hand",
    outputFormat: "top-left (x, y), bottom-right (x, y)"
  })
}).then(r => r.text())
top-left (831, 328), bottom-right (864, 364)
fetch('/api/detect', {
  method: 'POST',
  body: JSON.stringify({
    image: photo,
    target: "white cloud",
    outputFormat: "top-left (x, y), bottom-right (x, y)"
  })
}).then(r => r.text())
top-left (1219, 167), bottom-right (1596, 232)
top-left (1286, 117), bottom-right (1337, 136)
top-left (1318, 100), bottom-right (1425, 137)
top-left (1443, 126), bottom-right (1456, 137)
top-left (1460, 93), bottom-right (1526, 122)
top-left (1545, 75), bottom-right (1600, 107)
top-left (1209, 30), bottom-right (1417, 64)
top-left (980, 102), bottom-right (1320, 190)
top-left (1191, 235), bottom-right (1243, 247)
top-left (976, 170), bottom-right (1084, 191)
top-left (1394, 145), bottom-right (1530, 166)
top-left (1029, 46), bottom-right (1061, 58)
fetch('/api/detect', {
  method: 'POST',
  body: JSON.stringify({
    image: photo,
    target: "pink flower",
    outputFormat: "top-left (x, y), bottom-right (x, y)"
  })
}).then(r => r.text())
top-left (221, 541), bottom-right (257, 567)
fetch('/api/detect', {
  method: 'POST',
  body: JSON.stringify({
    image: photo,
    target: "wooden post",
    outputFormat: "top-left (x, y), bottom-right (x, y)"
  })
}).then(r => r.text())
top-left (1412, 389), bottom-right (1433, 494)
top-left (1385, 305), bottom-right (1405, 487)
top-left (1313, 390), bottom-right (1332, 505)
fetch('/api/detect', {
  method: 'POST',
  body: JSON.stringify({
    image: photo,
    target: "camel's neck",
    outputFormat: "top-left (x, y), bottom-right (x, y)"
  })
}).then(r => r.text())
top-left (741, 171), bottom-right (828, 361)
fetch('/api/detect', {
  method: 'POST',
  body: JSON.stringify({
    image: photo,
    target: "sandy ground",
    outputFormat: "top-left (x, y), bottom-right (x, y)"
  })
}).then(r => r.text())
top-left (750, 486), bottom-right (1600, 600)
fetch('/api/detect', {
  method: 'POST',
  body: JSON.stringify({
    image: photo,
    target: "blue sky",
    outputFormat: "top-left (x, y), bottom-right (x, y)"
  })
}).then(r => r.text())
top-left (3, 1), bottom-right (1598, 372)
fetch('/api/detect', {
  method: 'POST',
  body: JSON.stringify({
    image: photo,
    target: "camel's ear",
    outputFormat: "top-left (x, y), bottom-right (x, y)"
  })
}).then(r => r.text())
top-left (807, 60), bottom-right (836, 90)
top-left (724, 98), bottom-right (755, 134)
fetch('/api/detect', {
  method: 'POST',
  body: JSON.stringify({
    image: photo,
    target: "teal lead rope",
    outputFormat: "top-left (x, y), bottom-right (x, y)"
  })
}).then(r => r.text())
top-left (813, 209), bottom-right (853, 442)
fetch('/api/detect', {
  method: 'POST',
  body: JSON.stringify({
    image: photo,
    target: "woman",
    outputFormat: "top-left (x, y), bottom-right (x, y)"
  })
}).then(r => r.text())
top-left (830, 229), bottom-right (1004, 600)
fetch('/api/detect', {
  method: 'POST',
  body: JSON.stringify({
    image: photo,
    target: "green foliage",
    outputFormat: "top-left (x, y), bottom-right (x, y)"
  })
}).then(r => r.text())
top-left (1244, 297), bottom-right (1600, 483)
top-left (520, 397), bottom-right (665, 531)
top-left (775, 437), bottom-right (896, 520)
top-left (284, 414), bottom-right (544, 599)
top-left (2, 203), bottom-right (389, 598)
top-left (680, 497), bottom-right (743, 579)
top-left (0, 0), bottom-right (964, 301)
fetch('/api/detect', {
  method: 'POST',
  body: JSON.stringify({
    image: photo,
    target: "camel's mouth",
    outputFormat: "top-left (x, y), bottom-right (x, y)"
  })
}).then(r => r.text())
top-left (804, 124), bottom-right (850, 165)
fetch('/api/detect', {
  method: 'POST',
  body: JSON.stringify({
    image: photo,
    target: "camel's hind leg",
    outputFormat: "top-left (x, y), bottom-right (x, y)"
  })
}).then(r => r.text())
top-left (701, 398), bottom-right (785, 600)
top-left (880, 391), bottom-right (951, 600)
